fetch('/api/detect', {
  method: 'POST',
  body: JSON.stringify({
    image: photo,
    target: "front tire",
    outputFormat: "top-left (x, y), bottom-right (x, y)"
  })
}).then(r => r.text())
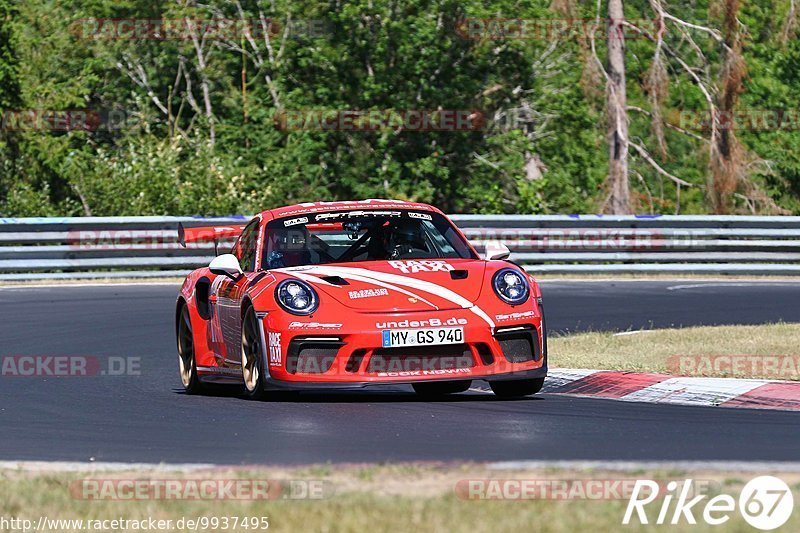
top-left (177, 304), bottom-right (203, 394)
top-left (413, 380), bottom-right (471, 397)
top-left (489, 377), bottom-right (544, 399)
top-left (242, 306), bottom-right (268, 400)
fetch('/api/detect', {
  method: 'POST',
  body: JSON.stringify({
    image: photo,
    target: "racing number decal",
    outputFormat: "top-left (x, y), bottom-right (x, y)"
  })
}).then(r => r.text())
top-left (268, 332), bottom-right (282, 367)
top-left (388, 260), bottom-right (454, 274)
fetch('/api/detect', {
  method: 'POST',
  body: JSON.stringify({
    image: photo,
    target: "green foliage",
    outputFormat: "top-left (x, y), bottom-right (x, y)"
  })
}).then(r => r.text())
top-left (0, 0), bottom-right (20, 108)
top-left (0, 0), bottom-right (798, 216)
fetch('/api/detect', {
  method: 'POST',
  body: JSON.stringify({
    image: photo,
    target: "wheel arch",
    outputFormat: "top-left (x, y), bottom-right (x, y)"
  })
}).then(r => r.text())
top-left (241, 295), bottom-right (255, 318)
top-left (175, 296), bottom-right (188, 334)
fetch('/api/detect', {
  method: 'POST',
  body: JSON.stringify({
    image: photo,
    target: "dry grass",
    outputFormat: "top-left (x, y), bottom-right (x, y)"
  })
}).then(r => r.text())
top-left (2, 464), bottom-right (799, 532)
top-left (550, 323), bottom-right (800, 380)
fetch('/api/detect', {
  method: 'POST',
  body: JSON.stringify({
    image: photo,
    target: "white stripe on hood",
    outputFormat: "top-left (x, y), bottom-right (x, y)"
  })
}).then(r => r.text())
top-left (279, 267), bottom-right (439, 310)
top-left (280, 265), bottom-right (495, 328)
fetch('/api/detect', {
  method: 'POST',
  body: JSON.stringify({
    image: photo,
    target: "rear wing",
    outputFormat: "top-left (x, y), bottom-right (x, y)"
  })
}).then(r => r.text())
top-left (177, 222), bottom-right (246, 251)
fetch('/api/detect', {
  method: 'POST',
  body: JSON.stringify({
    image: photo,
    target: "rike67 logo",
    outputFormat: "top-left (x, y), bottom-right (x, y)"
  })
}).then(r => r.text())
top-left (623, 476), bottom-right (794, 530)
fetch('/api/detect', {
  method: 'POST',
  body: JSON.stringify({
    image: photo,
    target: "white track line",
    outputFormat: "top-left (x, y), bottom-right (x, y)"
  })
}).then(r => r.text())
top-left (620, 377), bottom-right (768, 407)
top-left (0, 282), bottom-right (180, 290)
top-left (469, 369), bottom-right (598, 395)
top-left (541, 369), bottom-right (599, 389)
top-left (5, 459), bottom-right (799, 472)
top-left (488, 460), bottom-right (800, 472)
top-left (612, 330), bottom-right (654, 336)
top-left (667, 282), bottom-right (799, 291)
top-left (0, 461), bottom-right (214, 472)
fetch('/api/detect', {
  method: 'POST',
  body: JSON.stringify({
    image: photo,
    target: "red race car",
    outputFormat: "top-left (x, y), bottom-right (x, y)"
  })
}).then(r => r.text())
top-left (175, 200), bottom-right (547, 399)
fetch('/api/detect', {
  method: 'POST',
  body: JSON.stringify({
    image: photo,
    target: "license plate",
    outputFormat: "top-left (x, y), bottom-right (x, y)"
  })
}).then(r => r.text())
top-left (381, 327), bottom-right (464, 348)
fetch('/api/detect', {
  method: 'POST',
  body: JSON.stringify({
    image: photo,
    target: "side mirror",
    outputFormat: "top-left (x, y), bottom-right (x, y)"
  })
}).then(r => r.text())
top-left (485, 242), bottom-right (511, 261)
top-left (209, 254), bottom-right (243, 280)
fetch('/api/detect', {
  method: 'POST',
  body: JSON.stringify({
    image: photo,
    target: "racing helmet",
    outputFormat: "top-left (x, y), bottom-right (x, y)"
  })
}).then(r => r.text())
top-left (267, 227), bottom-right (310, 268)
top-left (387, 220), bottom-right (427, 258)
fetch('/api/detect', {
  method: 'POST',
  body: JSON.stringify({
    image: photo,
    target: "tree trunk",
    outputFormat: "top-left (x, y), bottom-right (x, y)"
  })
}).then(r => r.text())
top-left (604, 0), bottom-right (631, 214)
top-left (188, 18), bottom-right (215, 147)
top-left (710, 0), bottom-right (744, 214)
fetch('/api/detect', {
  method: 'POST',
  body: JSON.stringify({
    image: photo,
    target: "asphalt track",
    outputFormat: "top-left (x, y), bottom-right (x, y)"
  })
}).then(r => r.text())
top-left (1, 280), bottom-right (799, 465)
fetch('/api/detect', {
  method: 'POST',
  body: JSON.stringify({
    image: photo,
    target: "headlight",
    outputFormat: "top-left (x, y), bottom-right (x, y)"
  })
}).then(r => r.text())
top-left (275, 279), bottom-right (319, 315)
top-left (492, 268), bottom-right (529, 305)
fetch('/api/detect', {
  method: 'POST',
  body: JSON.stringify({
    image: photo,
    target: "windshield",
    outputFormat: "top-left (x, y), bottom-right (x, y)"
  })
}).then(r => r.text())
top-left (262, 210), bottom-right (477, 269)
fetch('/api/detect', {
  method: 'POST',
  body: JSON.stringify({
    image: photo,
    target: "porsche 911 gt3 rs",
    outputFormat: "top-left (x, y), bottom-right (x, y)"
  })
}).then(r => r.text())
top-left (175, 199), bottom-right (547, 399)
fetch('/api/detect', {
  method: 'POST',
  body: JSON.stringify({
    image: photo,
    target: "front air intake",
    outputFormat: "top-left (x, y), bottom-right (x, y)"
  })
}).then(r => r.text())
top-left (367, 344), bottom-right (474, 374)
top-left (286, 338), bottom-right (344, 374)
top-left (494, 326), bottom-right (541, 363)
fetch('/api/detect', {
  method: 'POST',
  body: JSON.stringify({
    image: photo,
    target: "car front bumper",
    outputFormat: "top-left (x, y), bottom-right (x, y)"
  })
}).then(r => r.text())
top-left (260, 308), bottom-right (547, 386)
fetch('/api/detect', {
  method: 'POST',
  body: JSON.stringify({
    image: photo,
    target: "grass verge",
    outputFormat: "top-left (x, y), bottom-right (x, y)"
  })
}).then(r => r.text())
top-left (550, 323), bottom-right (800, 380)
top-left (2, 463), bottom-right (799, 532)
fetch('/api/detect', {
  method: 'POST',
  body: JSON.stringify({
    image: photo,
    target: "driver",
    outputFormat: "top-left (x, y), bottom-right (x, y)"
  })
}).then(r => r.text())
top-left (386, 220), bottom-right (429, 259)
top-left (266, 227), bottom-right (311, 268)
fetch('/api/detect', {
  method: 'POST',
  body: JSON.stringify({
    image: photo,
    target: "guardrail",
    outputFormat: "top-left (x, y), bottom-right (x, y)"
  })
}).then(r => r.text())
top-left (1, 214), bottom-right (800, 280)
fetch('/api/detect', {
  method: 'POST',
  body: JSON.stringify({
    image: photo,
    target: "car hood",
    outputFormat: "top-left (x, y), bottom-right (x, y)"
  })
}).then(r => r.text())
top-left (275, 259), bottom-right (487, 312)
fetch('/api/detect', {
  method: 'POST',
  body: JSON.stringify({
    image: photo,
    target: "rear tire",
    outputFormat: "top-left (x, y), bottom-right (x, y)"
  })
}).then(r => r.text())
top-left (412, 380), bottom-right (471, 397)
top-left (242, 306), bottom-right (268, 401)
top-left (490, 377), bottom-right (544, 399)
top-left (177, 304), bottom-right (203, 394)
